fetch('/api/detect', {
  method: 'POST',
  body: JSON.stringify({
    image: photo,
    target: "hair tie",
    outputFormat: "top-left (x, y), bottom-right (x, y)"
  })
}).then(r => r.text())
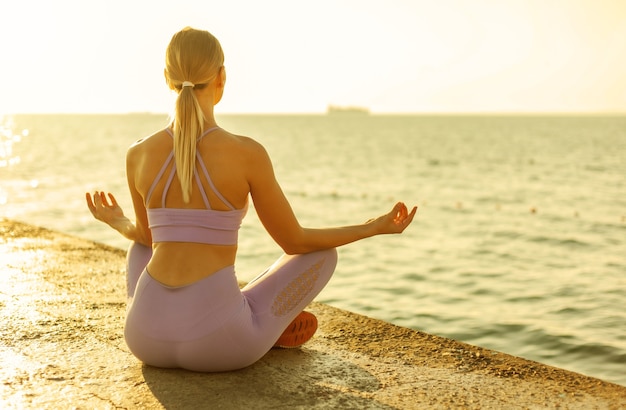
top-left (182, 81), bottom-right (195, 88)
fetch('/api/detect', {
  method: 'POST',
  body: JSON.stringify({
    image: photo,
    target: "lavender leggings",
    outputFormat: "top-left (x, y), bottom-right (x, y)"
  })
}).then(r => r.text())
top-left (123, 242), bottom-right (337, 372)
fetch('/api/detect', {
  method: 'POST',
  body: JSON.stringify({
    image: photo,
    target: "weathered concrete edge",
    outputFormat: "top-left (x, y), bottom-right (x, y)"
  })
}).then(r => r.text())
top-left (1, 218), bottom-right (625, 409)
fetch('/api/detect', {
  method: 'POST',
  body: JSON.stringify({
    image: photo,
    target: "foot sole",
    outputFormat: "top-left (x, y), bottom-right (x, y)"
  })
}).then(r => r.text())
top-left (274, 311), bottom-right (318, 348)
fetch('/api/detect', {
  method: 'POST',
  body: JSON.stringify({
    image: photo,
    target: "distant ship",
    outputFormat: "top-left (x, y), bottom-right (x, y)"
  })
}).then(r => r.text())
top-left (326, 105), bottom-right (370, 115)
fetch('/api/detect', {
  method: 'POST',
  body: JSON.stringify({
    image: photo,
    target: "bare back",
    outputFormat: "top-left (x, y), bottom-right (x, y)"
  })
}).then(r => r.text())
top-left (128, 127), bottom-right (253, 286)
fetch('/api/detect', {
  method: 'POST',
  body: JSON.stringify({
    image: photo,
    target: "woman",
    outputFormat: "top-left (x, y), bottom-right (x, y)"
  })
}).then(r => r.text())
top-left (86, 27), bottom-right (416, 372)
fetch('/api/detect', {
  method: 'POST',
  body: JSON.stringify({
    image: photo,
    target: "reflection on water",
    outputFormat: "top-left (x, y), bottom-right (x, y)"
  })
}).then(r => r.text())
top-left (1, 116), bottom-right (28, 205)
top-left (0, 116), bottom-right (29, 164)
top-left (1, 115), bottom-right (29, 205)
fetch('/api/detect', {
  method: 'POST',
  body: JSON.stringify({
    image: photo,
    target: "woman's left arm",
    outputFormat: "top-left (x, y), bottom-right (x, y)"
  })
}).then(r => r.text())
top-left (85, 146), bottom-right (152, 246)
top-left (85, 191), bottom-right (151, 246)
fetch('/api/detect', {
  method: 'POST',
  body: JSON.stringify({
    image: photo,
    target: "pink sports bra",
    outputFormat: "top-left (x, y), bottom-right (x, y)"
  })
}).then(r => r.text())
top-left (146, 127), bottom-right (247, 245)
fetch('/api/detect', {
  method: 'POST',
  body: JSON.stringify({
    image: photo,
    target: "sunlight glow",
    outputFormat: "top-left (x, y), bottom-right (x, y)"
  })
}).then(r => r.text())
top-left (1, 0), bottom-right (624, 114)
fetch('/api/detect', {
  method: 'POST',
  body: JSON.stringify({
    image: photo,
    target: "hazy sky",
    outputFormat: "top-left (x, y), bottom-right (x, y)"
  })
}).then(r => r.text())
top-left (1, 0), bottom-right (625, 114)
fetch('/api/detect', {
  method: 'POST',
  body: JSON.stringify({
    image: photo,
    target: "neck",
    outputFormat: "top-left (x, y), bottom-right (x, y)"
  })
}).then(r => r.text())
top-left (202, 112), bottom-right (217, 130)
top-left (197, 91), bottom-right (218, 129)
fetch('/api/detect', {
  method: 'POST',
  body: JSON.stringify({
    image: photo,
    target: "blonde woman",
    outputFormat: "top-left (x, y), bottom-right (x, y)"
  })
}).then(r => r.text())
top-left (86, 27), bottom-right (416, 372)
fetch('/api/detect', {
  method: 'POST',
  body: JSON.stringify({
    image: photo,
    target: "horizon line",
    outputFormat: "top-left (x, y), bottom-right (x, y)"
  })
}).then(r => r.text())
top-left (4, 110), bottom-right (626, 117)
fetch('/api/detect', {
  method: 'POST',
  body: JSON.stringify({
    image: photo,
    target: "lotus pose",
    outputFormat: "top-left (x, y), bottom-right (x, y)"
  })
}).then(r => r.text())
top-left (86, 27), bottom-right (416, 372)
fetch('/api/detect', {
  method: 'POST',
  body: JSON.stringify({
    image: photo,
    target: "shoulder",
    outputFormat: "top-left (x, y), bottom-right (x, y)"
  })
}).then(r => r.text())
top-left (217, 130), bottom-right (270, 162)
top-left (128, 129), bottom-right (169, 151)
top-left (215, 131), bottom-right (274, 181)
top-left (130, 129), bottom-right (168, 150)
top-left (126, 129), bottom-right (169, 164)
top-left (233, 135), bottom-right (276, 181)
top-left (239, 135), bottom-right (269, 158)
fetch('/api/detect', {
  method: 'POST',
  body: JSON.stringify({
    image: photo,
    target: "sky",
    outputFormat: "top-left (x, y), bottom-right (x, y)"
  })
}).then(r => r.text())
top-left (1, 0), bottom-right (625, 114)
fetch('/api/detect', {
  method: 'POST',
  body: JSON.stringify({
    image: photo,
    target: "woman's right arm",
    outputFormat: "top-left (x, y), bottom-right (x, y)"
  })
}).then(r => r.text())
top-left (245, 140), bottom-right (417, 255)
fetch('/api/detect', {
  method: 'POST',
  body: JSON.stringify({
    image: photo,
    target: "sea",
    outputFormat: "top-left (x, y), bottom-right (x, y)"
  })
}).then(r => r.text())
top-left (1, 113), bottom-right (625, 386)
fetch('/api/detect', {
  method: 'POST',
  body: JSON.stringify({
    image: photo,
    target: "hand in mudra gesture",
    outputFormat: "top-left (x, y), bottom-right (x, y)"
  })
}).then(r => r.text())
top-left (369, 202), bottom-right (417, 235)
top-left (86, 191), bottom-right (128, 229)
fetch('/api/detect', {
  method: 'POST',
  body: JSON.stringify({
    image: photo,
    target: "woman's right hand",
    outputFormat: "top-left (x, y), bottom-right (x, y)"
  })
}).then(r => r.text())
top-left (369, 202), bottom-right (418, 235)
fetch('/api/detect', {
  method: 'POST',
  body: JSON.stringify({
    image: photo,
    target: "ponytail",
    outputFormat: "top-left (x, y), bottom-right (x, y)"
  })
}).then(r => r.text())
top-left (172, 84), bottom-right (205, 203)
top-left (164, 27), bottom-right (224, 204)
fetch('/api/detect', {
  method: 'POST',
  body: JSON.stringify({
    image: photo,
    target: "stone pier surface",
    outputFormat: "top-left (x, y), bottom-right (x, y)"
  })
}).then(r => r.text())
top-left (1, 219), bottom-right (624, 409)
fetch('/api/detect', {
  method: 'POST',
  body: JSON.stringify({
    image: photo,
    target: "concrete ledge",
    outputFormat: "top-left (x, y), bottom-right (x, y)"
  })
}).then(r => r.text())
top-left (1, 218), bottom-right (624, 409)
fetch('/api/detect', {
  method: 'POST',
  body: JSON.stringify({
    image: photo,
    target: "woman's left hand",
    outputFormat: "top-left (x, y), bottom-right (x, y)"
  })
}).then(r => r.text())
top-left (86, 191), bottom-right (127, 228)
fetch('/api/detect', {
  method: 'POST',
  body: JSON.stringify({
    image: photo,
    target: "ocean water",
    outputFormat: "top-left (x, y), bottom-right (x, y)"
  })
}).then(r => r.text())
top-left (1, 113), bottom-right (625, 386)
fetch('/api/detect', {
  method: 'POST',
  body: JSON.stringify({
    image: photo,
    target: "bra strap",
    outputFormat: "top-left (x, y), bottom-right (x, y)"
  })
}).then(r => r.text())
top-left (196, 157), bottom-right (236, 210)
top-left (146, 151), bottom-right (174, 204)
top-left (161, 165), bottom-right (177, 208)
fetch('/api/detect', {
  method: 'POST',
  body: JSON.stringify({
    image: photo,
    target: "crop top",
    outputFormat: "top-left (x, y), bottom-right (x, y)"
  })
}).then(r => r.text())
top-left (145, 127), bottom-right (247, 245)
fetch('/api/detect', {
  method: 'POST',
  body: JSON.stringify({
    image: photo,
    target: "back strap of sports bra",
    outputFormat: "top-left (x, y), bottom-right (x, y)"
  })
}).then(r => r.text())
top-left (145, 151), bottom-right (174, 205)
top-left (145, 127), bottom-right (235, 210)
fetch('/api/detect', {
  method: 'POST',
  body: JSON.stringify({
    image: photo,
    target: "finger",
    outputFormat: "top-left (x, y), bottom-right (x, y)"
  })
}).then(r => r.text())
top-left (100, 191), bottom-right (111, 207)
top-left (394, 203), bottom-right (408, 222)
top-left (93, 191), bottom-right (102, 206)
top-left (392, 202), bottom-right (404, 217)
top-left (404, 206), bottom-right (418, 226)
top-left (85, 193), bottom-right (96, 212)
top-left (400, 203), bottom-right (408, 218)
top-left (107, 193), bottom-right (119, 207)
top-left (96, 192), bottom-right (109, 210)
top-left (396, 204), bottom-right (416, 226)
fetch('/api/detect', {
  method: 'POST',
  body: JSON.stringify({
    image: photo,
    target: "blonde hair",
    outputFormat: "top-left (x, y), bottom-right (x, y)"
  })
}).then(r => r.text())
top-left (164, 27), bottom-right (224, 203)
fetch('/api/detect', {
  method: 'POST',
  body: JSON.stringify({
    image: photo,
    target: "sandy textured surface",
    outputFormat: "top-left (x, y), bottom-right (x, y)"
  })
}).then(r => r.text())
top-left (1, 218), bottom-right (625, 409)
